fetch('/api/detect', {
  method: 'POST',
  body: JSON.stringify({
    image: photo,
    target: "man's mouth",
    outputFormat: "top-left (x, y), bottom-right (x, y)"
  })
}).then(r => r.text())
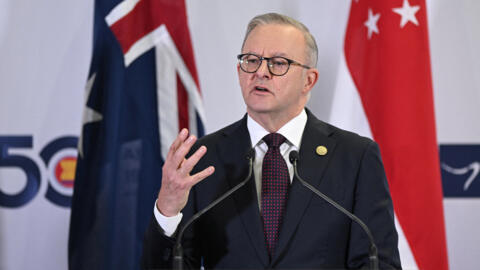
top-left (254, 86), bottom-right (269, 92)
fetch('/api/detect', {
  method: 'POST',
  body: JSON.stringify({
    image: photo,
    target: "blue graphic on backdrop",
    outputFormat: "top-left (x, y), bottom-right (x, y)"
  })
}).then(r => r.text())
top-left (0, 136), bottom-right (40, 207)
top-left (0, 135), bottom-right (78, 208)
top-left (440, 144), bottom-right (480, 197)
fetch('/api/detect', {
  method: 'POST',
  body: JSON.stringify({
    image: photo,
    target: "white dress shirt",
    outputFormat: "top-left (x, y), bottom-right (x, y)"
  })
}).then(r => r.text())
top-left (154, 109), bottom-right (308, 237)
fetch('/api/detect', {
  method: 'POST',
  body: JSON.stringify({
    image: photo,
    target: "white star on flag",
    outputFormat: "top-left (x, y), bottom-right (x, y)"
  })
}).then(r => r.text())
top-left (364, 8), bottom-right (380, 39)
top-left (78, 73), bottom-right (103, 158)
top-left (393, 0), bottom-right (420, 28)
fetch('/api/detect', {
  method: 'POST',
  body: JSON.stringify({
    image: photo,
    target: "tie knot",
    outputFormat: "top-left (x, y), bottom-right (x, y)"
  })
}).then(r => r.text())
top-left (263, 133), bottom-right (286, 148)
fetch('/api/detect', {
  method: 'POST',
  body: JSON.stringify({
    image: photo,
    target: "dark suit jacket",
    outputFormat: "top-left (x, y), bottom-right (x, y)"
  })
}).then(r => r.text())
top-left (142, 109), bottom-right (401, 269)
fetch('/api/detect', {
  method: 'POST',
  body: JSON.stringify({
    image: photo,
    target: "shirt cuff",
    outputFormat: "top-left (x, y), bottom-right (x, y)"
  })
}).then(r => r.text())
top-left (153, 200), bottom-right (183, 237)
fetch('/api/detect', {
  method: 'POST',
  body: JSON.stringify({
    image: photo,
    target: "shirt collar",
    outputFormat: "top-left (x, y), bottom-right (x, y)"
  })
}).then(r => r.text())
top-left (247, 109), bottom-right (307, 148)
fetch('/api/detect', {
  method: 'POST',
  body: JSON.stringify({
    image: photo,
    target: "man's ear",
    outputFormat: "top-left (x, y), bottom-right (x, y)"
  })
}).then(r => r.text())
top-left (303, 68), bottom-right (319, 94)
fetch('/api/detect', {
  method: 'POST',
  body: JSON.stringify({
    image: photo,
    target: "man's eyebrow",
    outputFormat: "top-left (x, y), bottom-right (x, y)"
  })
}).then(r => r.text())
top-left (244, 51), bottom-right (289, 57)
top-left (271, 52), bottom-right (288, 57)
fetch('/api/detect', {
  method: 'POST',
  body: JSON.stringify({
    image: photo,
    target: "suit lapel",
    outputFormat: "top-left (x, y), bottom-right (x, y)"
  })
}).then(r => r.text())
top-left (217, 116), bottom-right (270, 266)
top-left (272, 110), bottom-right (337, 265)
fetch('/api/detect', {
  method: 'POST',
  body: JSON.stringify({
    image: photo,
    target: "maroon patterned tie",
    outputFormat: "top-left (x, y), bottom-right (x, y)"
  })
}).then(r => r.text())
top-left (261, 133), bottom-right (289, 258)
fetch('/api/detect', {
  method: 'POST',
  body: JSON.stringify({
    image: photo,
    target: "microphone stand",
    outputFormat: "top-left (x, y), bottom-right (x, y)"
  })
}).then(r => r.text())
top-left (289, 151), bottom-right (379, 270)
top-left (172, 150), bottom-right (255, 270)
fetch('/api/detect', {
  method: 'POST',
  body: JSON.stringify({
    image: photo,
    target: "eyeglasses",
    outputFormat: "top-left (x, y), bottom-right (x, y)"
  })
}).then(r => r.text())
top-left (237, 53), bottom-right (311, 76)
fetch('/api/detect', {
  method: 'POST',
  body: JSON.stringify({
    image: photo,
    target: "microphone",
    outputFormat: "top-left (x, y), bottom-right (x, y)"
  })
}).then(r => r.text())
top-left (288, 150), bottom-right (379, 270)
top-left (173, 148), bottom-right (256, 270)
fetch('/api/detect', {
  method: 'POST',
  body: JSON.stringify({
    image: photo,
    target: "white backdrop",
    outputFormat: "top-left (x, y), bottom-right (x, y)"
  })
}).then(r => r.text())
top-left (0, 1), bottom-right (90, 270)
top-left (0, 0), bottom-right (479, 269)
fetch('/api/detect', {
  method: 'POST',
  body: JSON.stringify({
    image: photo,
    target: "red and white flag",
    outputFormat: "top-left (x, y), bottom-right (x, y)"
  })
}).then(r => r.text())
top-left (331, 0), bottom-right (448, 269)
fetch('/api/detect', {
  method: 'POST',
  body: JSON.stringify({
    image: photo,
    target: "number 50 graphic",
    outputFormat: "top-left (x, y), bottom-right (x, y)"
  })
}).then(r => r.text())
top-left (0, 136), bottom-right (78, 208)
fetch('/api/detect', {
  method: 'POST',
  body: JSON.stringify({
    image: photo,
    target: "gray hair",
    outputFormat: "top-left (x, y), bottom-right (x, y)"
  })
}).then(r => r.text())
top-left (241, 13), bottom-right (318, 67)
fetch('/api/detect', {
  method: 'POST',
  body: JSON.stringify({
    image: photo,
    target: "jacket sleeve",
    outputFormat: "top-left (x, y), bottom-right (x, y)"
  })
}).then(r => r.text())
top-left (141, 214), bottom-right (177, 269)
top-left (141, 209), bottom-right (201, 269)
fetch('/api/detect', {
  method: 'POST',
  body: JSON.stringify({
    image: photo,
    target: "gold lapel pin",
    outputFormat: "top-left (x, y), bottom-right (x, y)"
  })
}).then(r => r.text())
top-left (316, 145), bottom-right (328, 156)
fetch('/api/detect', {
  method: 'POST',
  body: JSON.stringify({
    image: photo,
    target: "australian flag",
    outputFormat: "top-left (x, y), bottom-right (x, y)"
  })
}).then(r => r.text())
top-left (68, 0), bottom-right (205, 269)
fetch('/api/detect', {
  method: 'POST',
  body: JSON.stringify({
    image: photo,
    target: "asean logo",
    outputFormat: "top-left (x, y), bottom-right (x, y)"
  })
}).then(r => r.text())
top-left (0, 135), bottom-right (77, 208)
top-left (54, 156), bottom-right (76, 188)
top-left (40, 136), bottom-right (78, 207)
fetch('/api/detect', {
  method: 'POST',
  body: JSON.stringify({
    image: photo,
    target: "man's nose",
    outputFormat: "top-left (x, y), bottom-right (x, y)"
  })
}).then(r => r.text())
top-left (255, 59), bottom-right (272, 78)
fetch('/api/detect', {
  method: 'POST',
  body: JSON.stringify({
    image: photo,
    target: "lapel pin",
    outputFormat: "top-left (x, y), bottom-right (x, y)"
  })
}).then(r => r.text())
top-left (316, 145), bottom-right (328, 156)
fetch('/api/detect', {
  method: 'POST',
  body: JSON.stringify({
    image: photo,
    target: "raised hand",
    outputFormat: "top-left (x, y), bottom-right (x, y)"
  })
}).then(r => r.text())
top-left (156, 129), bottom-right (215, 217)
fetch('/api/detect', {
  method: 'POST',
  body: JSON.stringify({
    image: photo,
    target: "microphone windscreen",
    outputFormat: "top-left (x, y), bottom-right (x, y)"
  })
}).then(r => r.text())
top-left (289, 150), bottom-right (299, 164)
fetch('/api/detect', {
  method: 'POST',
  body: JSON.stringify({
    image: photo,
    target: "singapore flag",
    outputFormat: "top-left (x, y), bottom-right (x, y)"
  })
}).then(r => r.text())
top-left (330, 1), bottom-right (448, 269)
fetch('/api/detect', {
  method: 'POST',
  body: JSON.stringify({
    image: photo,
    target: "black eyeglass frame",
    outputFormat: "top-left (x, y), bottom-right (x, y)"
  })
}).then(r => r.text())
top-left (237, 53), bottom-right (311, 76)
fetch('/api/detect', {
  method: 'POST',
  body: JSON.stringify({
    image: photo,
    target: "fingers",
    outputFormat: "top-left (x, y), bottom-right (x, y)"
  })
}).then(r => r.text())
top-left (165, 129), bottom-right (198, 171)
top-left (166, 128), bottom-right (189, 163)
top-left (157, 129), bottom-right (214, 216)
top-left (178, 145), bottom-right (207, 176)
top-left (165, 128), bottom-right (212, 179)
top-left (190, 166), bottom-right (215, 186)
top-left (171, 135), bottom-right (198, 170)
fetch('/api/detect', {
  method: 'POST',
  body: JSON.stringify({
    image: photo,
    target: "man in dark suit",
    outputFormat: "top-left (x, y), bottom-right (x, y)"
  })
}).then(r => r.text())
top-left (142, 13), bottom-right (401, 269)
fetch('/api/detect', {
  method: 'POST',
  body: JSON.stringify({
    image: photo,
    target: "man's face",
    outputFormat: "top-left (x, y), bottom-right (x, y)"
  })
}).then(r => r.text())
top-left (238, 24), bottom-right (317, 121)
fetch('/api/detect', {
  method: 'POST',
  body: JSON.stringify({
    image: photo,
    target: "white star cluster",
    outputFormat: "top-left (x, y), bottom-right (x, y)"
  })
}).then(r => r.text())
top-left (363, 0), bottom-right (421, 39)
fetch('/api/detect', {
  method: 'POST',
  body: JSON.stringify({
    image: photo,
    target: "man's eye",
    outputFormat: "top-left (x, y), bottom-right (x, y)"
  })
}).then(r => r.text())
top-left (272, 60), bottom-right (287, 66)
top-left (246, 58), bottom-right (259, 64)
